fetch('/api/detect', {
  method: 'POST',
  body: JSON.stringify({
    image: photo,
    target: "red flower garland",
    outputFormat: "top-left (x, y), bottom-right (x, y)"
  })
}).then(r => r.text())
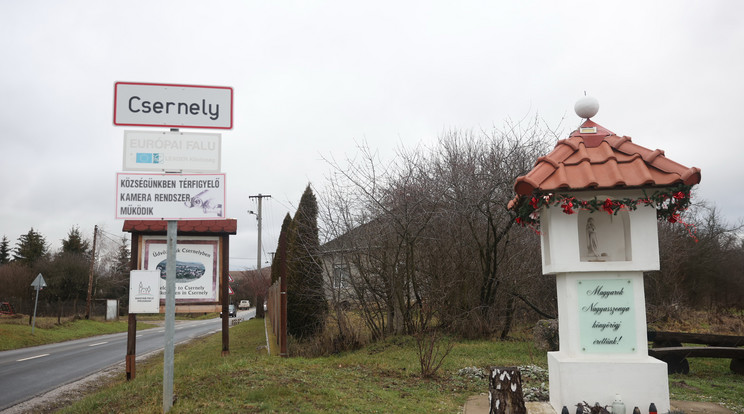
top-left (512, 184), bottom-right (697, 239)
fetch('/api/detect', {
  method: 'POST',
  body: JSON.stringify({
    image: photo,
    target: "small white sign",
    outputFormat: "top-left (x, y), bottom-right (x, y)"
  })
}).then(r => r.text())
top-left (123, 130), bottom-right (221, 173)
top-left (114, 82), bottom-right (233, 129)
top-left (129, 270), bottom-right (161, 313)
top-left (116, 172), bottom-right (226, 220)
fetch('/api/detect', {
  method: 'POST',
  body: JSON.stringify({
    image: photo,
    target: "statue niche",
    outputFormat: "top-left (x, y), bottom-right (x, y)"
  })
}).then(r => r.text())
top-left (578, 210), bottom-right (631, 262)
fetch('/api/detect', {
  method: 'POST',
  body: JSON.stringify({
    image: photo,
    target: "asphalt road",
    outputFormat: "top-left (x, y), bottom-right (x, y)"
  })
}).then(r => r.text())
top-left (0, 309), bottom-right (255, 411)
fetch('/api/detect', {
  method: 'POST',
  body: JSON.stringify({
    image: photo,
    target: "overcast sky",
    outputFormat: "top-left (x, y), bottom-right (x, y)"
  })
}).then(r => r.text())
top-left (1, 1), bottom-right (742, 270)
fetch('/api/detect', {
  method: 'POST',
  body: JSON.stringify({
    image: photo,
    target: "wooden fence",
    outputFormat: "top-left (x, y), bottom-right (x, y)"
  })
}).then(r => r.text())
top-left (267, 279), bottom-right (287, 357)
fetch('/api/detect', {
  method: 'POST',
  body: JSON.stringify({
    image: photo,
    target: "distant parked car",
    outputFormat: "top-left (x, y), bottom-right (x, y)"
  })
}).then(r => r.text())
top-left (238, 300), bottom-right (250, 310)
top-left (221, 304), bottom-right (237, 318)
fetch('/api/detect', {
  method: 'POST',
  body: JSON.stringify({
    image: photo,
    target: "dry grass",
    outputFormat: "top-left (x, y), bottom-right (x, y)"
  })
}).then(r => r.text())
top-left (648, 308), bottom-right (744, 335)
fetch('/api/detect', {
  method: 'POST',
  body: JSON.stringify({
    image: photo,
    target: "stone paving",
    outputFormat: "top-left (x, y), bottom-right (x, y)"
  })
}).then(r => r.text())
top-left (463, 395), bottom-right (735, 414)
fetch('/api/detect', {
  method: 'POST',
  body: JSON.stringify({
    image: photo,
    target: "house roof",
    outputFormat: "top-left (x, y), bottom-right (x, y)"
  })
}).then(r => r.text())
top-left (122, 219), bottom-right (237, 234)
top-left (513, 119), bottom-right (701, 196)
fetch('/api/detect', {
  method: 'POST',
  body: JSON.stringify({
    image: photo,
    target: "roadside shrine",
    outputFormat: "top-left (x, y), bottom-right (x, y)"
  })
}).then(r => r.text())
top-left (509, 97), bottom-right (701, 412)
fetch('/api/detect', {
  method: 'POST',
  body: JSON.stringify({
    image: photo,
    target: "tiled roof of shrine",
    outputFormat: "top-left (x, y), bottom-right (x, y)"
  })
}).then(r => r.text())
top-left (513, 119), bottom-right (701, 196)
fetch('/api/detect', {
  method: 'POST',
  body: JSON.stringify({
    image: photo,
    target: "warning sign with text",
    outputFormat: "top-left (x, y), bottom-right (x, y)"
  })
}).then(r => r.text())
top-left (116, 172), bottom-right (226, 220)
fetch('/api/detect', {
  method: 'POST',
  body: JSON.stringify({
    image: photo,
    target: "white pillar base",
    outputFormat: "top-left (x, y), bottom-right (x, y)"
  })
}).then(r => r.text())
top-left (548, 351), bottom-right (670, 413)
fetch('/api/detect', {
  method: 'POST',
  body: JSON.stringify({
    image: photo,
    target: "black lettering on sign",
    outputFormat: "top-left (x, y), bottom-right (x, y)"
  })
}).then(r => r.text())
top-left (126, 96), bottom-right (220, 120)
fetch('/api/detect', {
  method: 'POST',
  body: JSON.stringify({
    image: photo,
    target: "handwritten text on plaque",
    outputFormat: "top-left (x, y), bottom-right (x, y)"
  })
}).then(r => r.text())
top-left (578, 278), bottom-right (636, 353)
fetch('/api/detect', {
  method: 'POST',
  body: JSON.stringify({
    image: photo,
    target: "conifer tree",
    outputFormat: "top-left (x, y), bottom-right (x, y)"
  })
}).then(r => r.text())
top-left (286, 185), bottom-right (328, 338)
top-left (112, 237), bottom-right (131, 277)
top-left (61, 226), bottom-right (90, 256)
top-left (47, 226), bottom-right (92, 316)
top-left (13, 228), bottom-right (48, 266)
top-left (0, 235), bottom-right (10, 264)
top-left (271, 214), bottom-right (292, 284)
top-left (98, 237), bottom-right (131, 301)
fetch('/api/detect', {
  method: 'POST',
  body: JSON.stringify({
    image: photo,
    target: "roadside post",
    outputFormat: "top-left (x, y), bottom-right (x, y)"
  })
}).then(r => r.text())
top-left (163, 220), bottom-right (177, 410)
top-left (114, 81), bottom-right (233, 412)
top-left (30, 273), bottom-right (46, 334)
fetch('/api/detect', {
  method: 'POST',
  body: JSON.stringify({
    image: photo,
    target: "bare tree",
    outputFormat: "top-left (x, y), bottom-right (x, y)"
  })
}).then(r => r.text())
top-left (319, 115), bottom-right (559, 340)
top-left (422, 122), bottom-right (553, 337)
top-left (647, 201), bottom-right (744, 319)
top-left (0, 261), bottom-right (35, 313)
top-left (236, 268), bottom-right (271, 318)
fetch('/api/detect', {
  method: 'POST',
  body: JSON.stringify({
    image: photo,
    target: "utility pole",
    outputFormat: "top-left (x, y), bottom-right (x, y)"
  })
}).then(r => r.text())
top-left (85, 225), bottom-right (98, 320)
top-left (248, 194), bottom-right (271, 272)
top-left (249, 194), bottom-right (270, 317)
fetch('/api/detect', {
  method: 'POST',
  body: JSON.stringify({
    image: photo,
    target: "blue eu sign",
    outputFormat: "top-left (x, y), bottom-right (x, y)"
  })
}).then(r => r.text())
top-left (136, 153), bottom-right (162, 164)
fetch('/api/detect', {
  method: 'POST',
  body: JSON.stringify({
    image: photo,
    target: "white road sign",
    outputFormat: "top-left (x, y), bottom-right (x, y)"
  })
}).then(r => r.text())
top-left (31, 273), bottom-right (46, 289)
top-left (114, 82), bottom-right (233, 129)
top-left (129, 270), bottom-right (161, 313)
top-left (123, 130), bottom-right (221, 173)
top-left (116, 172), bottom-right (226, 220)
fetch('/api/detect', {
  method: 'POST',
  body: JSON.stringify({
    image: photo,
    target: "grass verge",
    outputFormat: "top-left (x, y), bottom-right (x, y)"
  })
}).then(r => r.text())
top-left (50, 318), bottom-right (743, 413)
top-left (59, 319), bottom-right (547, 413)
top-left (0, 316), bottom-right (155, 351)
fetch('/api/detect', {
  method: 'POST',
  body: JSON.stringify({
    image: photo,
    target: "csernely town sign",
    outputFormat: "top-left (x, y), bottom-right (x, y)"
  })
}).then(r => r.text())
top-left (114, 82), bottom-right (233, 129)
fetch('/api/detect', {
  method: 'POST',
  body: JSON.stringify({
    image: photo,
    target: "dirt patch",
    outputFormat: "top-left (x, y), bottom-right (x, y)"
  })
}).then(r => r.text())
top-left (671, 400), bottom-right (736, 414)
top-left (672, 380), bottom-right (702, 392)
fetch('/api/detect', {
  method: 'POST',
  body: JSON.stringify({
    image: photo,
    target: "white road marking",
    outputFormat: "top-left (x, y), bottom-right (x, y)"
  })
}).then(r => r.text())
top-left (17, 353), bottom-right (50, 362)
top-left (88, 342), bottom-right (108, 347)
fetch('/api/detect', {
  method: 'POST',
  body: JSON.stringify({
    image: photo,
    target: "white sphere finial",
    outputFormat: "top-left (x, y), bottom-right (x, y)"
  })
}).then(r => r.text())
top-left (575, 95), bottom-right (599, 119)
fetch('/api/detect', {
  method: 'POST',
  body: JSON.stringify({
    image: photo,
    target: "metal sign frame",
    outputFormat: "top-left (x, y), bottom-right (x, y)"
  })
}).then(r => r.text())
top-left (114, 82), bottom-right (233, 129)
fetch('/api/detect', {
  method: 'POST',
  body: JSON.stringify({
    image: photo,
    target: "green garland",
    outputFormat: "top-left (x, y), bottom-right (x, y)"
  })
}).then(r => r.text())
top-left (513, 184), bottom-right (694, 228)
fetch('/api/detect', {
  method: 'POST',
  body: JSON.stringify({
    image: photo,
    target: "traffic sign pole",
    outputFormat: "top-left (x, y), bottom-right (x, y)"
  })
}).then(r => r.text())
top-left (30, 273), bottom-right (46, 335)
top-left (31, 285), bottom-right (40, 335)
top-left (163, 220), bottom-right (177, 412)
